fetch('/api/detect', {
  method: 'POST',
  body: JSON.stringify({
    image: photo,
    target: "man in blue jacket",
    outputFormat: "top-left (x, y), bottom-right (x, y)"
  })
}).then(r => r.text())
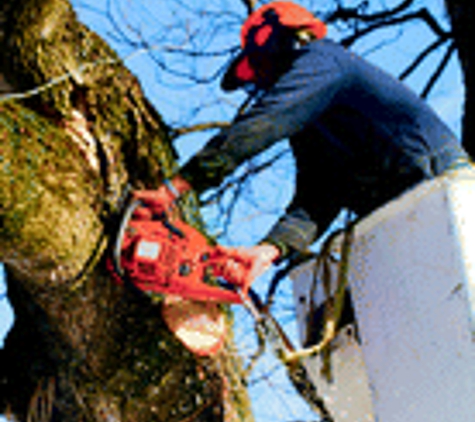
top-left (181, 1), bottom-right (470, 280)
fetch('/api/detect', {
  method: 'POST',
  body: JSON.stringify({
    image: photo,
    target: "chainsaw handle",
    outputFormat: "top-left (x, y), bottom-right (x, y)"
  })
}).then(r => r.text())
top-left (208, 246), bottom-right (256, 293)
top-left (133, 176), bottom-right (191, 213)
top-left (113, 199), bottom-right (142, 277)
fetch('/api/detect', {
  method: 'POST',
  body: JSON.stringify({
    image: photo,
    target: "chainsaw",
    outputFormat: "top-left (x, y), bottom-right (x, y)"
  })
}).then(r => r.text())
top-left (108, 178), bottom-right (334, 418)
top-left (110, 176), bottom-right (253, 303)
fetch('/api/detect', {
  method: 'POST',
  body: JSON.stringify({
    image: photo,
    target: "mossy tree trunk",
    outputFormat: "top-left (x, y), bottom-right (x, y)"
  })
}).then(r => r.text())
top-left (0, 1), bottom-right (252, 421)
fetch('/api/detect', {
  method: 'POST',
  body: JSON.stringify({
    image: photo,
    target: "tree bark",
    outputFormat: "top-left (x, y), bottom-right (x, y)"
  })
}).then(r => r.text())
top-left (0, 0), bottom-right (252, 421)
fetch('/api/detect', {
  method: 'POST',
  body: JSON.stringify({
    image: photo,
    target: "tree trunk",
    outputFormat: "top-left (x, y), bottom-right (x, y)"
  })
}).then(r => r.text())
top-left (444, 0), bottom-right (475, 157)
top-left (0, 1), bottom-right (252, 421)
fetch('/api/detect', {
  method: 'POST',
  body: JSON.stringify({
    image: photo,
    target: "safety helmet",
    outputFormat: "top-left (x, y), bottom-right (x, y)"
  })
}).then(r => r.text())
top-left (221, 1), bottom-right (327, 91)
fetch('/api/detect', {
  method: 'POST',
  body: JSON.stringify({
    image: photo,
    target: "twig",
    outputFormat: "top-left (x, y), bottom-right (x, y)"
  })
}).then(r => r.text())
top-left (170, 121), bottom-right (230, 138)
top-left (327, 0), bottom-right (415, 23)
top-left (421, 42), bottom-right (456, 99)
top-left (399, 36), bottom-right (448, 80)
top-left (340, 7), bottom-right (450, 48)
top-left (201, 148), bottom-right (289, 206)
top-left (284, 219), bottom-right (355, 365)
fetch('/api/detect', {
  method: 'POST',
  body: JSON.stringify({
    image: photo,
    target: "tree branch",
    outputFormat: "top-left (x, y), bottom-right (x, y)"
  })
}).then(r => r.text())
top-left (421, 41), bottom-right (456, 99)
top-left (336, 7), bottom-right (450, 48)
top-left (171, 121), bottom-right (230, 138)
top-left (399, 37), bottom-right (448, 81)
top-left (327, 0), bottom-right (415, 23)
top-left (201, 149), bottom-right (290, 237)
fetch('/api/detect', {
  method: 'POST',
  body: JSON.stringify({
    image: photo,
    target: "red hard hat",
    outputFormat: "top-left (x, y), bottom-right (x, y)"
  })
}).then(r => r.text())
top-left (222, 1), bottom-right (327, 91)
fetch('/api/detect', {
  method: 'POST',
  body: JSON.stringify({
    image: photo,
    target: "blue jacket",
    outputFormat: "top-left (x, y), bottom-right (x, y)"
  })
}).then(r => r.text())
top-left (182, 39), bottom-right (468, 254)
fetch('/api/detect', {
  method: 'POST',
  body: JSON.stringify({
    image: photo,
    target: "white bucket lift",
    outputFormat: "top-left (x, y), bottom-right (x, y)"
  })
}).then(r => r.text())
top-left (290, 168), bottom-right (475, 422)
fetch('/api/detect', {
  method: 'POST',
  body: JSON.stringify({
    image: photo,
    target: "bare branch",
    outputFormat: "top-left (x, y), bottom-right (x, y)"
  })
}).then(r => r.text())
top-left (170, 121), bottom-right (230, 138)
top-left (327, 0), bottom-right (415, 23)
top-left (201, 149), bottom-right (289, 207)
top-left (200, 148), bottom-right (290, 239)
top-left (399, 37), bottom-right (448, 81)
top-left (421, 42), bottom-right (456, 99)
top-left (336, 7), bottom-right (450, 48)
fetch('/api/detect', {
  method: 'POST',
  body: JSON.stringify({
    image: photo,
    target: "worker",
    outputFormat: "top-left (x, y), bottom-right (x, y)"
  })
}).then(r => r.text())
top-left (180, 1), bottom-right (471, 286)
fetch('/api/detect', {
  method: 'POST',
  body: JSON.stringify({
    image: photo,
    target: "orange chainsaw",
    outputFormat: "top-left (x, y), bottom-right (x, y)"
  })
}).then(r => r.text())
top-left (110, 176), bottom-right (254, 304)
top-left (108, 178), bottom-right (335, 421)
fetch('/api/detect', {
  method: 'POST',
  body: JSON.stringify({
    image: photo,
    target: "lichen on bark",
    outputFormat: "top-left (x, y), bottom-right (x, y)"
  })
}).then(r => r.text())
top-left (1, 101), bottom-right (104, 282)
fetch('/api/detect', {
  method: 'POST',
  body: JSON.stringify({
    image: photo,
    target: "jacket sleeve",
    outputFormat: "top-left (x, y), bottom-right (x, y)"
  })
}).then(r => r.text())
top-left (262, 143), bottom-right (344, 257)
top-left (181, 41), bottom-right (346, 193)
top-left (262, 207), bottom-right (318, 257)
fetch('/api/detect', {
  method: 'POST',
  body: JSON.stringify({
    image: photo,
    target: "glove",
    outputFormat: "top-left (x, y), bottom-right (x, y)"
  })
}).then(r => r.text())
top-left (211, 243), bottom-right (281, 294)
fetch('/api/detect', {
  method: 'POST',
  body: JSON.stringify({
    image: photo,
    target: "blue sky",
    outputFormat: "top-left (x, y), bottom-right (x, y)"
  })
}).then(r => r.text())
top-left (0, 0), bottom-right (464, 420)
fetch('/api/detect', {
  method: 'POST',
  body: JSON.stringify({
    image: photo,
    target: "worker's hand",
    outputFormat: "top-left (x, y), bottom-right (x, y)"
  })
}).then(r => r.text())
top-left (212, 243), bottom-right (281, 293)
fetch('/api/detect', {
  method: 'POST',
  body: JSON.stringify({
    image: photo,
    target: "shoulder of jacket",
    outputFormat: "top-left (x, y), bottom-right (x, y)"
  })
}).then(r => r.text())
top-left (296, 39), bottom-right (350, 72)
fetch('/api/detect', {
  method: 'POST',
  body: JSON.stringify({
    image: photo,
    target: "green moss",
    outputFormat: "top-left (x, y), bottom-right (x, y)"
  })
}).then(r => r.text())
top-left (0, 101), bottom-right (104, 279)
top-left (3, 0), bottom-right (178, 188)
top-left (0, 1), bottom-right (253, 420)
